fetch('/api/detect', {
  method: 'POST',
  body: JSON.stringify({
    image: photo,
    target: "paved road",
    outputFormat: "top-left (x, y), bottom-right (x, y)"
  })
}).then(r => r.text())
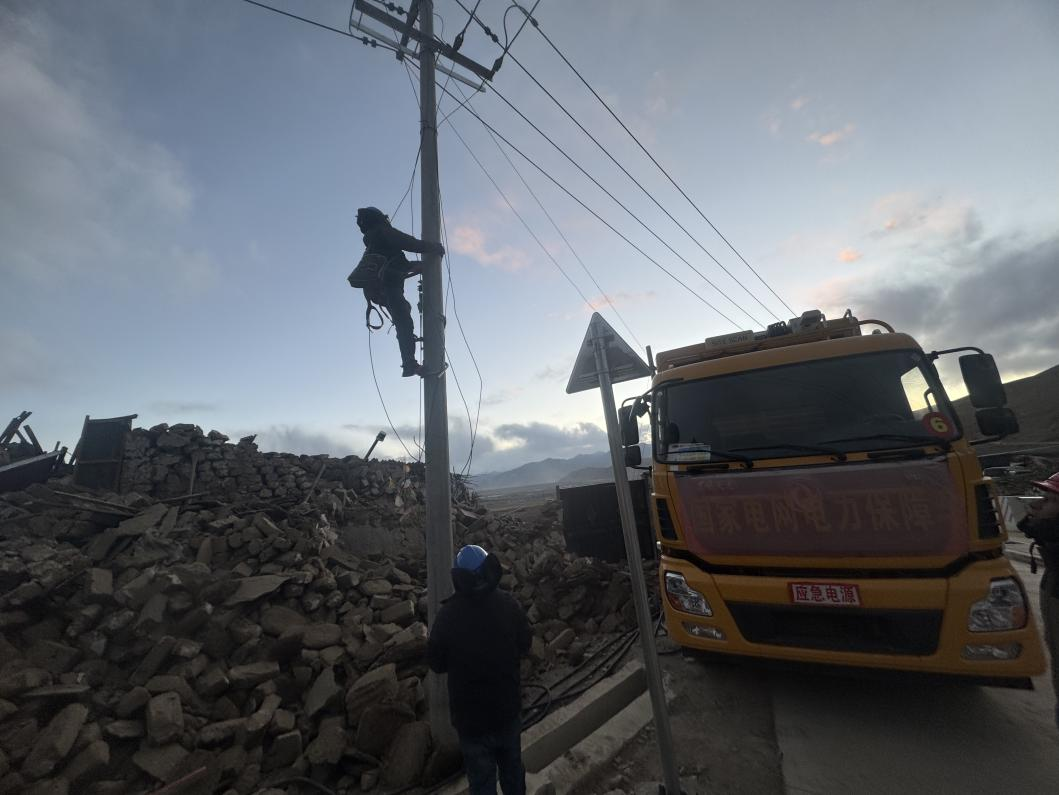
top-left (771, 558), bottom-right (1059, 794)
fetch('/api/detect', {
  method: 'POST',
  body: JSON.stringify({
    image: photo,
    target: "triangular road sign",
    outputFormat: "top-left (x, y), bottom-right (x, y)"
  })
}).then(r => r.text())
top-left (567, 313), bottom-right (652, 394)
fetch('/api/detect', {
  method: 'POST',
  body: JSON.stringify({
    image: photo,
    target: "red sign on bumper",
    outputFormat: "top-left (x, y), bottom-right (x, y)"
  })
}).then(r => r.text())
top-left (789, 582), bottom-right (861, 606)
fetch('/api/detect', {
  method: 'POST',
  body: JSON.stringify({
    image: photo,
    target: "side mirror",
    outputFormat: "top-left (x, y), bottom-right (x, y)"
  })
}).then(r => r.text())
top-left (619, 405), bottom-right (639, 447)
top-left (960, 353), bottom-right (1006, 408)
top-left (976, 407), bottom-right (1019, 438)
top-left (624, 445), bottom-right (642, 467)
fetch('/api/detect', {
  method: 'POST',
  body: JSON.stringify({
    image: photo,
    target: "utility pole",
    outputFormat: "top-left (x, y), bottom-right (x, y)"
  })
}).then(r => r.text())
top-left (417, 0), bottom-right (455, 745)
top-left (347, 0), bottom-right (494, 746)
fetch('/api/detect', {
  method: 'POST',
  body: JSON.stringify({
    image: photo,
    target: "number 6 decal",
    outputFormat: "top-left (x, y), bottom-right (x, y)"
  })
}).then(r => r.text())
top-left (922, 411), bottom-right (952, 436)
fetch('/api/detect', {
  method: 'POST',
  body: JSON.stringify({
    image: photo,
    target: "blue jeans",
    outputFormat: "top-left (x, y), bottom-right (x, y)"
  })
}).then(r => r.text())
top-left (458, 718), bottom-right (525, 795)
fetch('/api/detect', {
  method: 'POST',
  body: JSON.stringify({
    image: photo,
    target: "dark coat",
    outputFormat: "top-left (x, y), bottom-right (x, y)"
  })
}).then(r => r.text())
top-left (426, 588), bottom-right (532, 737)
top-left (1019, 514), bottom-right (1059, 597)
top-left (363, 225), bottom-right (434, 282)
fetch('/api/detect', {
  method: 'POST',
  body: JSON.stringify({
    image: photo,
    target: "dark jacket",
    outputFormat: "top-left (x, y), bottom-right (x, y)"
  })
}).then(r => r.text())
top-left (1018, 514), bottom-right (1059, 597)
top-left (363, 225), bottom-right (433, 282)
top-left (426, 588), bottom-right (532, 737)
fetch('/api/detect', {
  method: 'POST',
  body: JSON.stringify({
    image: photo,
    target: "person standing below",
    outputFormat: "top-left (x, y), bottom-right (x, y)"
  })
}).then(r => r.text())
top-left (350, 206), bottom-right (444, 377)
top-left (427, 545), bottom-right (532, 794)
top-left (1018, 471), bottom-right (1059, 730)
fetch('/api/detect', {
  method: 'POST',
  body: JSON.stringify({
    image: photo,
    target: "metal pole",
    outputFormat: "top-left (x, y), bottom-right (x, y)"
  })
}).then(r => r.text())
top-left (592, 330), bottom-right (682, 795)
top-left (419, 0), bottom-right (455, 745)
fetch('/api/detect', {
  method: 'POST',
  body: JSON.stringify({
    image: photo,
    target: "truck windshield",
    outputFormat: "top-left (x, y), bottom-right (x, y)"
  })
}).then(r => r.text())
top-left (653, 350), bottom-right (959, 463)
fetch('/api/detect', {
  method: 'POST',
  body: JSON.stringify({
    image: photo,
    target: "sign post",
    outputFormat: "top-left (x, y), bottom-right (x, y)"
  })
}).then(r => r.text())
top-left (567, 313), bottom-right (682, 795)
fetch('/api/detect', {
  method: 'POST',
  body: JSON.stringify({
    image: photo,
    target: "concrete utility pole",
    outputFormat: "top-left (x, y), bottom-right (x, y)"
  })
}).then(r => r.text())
top-left (347, 0), bottom-right (494, 745)
top-left (417, 0), bottom-right (455, 744)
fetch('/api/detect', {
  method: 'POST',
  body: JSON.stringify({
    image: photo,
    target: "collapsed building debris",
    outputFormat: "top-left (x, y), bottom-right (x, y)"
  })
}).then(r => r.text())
top-left (0, 412), bottom-right (65, 494)
top-left (0, 422), bottom-right (644, 793)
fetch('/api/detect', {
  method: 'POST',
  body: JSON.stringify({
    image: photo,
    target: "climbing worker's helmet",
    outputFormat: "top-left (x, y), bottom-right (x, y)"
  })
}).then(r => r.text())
top-left (451, 544), bottom-right (501, 595)
top-left (356, 206), bottom-right (388, 231)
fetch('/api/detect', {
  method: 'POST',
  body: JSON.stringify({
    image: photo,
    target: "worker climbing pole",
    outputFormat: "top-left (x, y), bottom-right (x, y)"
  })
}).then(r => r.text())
top-left (348, 205), bottom-right (444, 377)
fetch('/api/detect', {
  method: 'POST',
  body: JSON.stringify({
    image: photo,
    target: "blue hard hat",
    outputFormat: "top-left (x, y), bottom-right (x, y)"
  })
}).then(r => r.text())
top-left (454, 544), bottom-right (488, 572)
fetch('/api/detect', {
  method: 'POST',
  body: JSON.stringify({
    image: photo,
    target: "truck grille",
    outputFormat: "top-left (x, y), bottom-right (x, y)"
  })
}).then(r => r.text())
top-left (727, 603), bottom-right (943, 656)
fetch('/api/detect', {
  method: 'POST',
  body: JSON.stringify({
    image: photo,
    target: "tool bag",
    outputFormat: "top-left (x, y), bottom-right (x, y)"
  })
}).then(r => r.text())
top-left (347, 251), bottom-right (390, 289)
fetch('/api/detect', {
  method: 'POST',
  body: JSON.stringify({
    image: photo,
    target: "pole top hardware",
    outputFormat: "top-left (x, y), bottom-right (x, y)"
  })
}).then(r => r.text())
top-left (567, 313), bottom-right (652, 394)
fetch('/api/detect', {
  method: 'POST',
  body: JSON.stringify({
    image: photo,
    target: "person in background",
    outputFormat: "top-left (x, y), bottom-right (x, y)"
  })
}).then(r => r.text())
top-left (351, 206), bottom-right (443, 377)
top-left (1018, 471), bottom-right (1059, 730)
top-left (427, 545), bottom-right (532, 794)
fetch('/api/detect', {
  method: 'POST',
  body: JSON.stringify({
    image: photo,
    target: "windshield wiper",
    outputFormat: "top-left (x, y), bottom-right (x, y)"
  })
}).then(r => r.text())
top-left (819, 433), bottom-right (951, 451)
top-left (730, 443), bottom-right (847, 461)
top-left (662, 445), bottom-right (753, 468)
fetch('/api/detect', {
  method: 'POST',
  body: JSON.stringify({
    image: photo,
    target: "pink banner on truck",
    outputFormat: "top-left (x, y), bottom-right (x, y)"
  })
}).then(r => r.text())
top-left (671, 458), bottom-right (968, 558)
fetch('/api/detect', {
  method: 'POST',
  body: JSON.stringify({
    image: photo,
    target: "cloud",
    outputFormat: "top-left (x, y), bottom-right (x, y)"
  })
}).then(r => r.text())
top-left (0, 5), bottom-right (215, 291)
top-left (534, 362), bottom-right (572, 382)
top-left (491, 421), bottom-right (607, 459)
top-left (481, 388), bottom-right (523, 407)
top-left (790, 96), bottom-right (809, 111)
top-left (0, 329), bottom-right (56, 392)
top-left (817, 231), bottom-right (1059, 376)
top-left (587, 291), bottom-right (657, 310)
top-left (242, 425), bottom-right (356, 457)
top-left (450, 225), bottom-right (530, 272)
top-left (869, 192), bottom-right (983, 244)
top-left (807, 123), bottom-right (856, 147)
top-left (838, 247), bottom-right (862, 263)
top-left (148, 400), bottom-right (219, 415)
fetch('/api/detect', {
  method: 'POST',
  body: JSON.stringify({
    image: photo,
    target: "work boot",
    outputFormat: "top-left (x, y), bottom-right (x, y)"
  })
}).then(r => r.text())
top-left (402, 362), bottom-right (424, 378)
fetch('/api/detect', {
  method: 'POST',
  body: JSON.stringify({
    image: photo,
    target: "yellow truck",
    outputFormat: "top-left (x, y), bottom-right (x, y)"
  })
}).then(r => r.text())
top-left (620, 310), bottom-right (1045, 686)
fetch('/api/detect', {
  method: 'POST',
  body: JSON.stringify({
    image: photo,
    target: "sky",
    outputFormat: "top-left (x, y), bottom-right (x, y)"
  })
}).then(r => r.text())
top-left (2, 0), bottom-right (1058, 474)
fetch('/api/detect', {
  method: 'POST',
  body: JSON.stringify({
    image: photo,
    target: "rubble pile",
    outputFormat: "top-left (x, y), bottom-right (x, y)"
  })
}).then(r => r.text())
top-left (0, 424), bottom-right (638, 794)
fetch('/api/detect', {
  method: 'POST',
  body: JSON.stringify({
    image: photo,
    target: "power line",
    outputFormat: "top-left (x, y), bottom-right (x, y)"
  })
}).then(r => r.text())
top-left (484, 80), bottom-right (762, 327)
top-left (439, 197), bottom-right (483, 476)
top-left (366, 330), bottom-right (421, 461)
top-left (517, 7), bottom-right (797, 317)
top-left (424, 73), bottom-right (742, 327)
top-left (443, 116), bottom-right (600, 315)
top-left (502, 48), bottom-right (783, 324)
top-left (239, 0), bottom-right (401, 53)
top-left (449, 83), bottom-right (647, 354)
top-left (503, 0), bottom-right (541, 50)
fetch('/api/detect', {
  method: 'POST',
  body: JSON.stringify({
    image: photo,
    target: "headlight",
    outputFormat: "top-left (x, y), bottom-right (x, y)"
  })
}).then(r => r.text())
top-left (664, 571), bottom-right (712, 616)
top-left (968, 577), bottom-right (1027, 632)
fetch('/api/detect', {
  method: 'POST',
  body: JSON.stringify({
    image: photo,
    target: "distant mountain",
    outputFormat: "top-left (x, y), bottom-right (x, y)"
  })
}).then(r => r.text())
top-left (472, 452), bottom-right (610, 490)
top-left (558, 465), bottom-right (642, 487)
top-left (951, 364), bottom-right (1059, 445)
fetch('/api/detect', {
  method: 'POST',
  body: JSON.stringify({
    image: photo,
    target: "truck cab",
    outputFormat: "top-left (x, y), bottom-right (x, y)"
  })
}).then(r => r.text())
top-left (624, 310), bottom-right (1045, 685)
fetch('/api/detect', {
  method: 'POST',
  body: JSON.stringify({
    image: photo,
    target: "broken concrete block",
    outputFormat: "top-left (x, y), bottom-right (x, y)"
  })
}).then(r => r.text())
top-left (22, 703), bottom-right (89, 780)
top-left (304, 716), bottom-right (346, 766)
top-left (83, 569), bottom-right (113, 603)
top-left (355, 702), bottom-right (414, 758)
top-left (103, 720), bottom-right (145, 741)
top-left (267, 730), bottom-right (302, 770)
top-left (224, 575), bottom-right (290, 606)
top-left (146, 692), bottom-right (184, 746)
top-left (304, 666), bottom-right (341, 719)
top-left (228, 662), bottom-right (279, 689)
top-left (259, 606), bottom-right (305, 637)
top-left (61, 740), bottom-right (110, 786)
top-left (381, 721), bottom-right (431, 788)
top-left (346, 664), bottom-right (398, 725)
top-left (132, 743), bottom-right (189, 782)
top-left (301, 623), bottom-right (342, 650)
